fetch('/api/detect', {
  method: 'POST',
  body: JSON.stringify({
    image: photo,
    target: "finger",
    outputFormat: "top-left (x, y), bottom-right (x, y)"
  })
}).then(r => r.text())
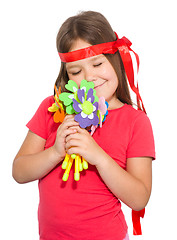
top-left (67, 147), bottom-right (81, 156)
top-left (63, 116), bottom-right (75, 124)
top-left (64, 114), bottom-right (75, 120)
top-left (65, 132), bottom-right (81, 143)
top-left (68, 126), bottom-right (79, 130)
top-left (65, 120), bottom-right (80, 128)
top-left (65, 138), bottom-right (82, 150)
top-left (63, 115), bottom-right (83, 127)
top-left (64, 115), bottom-right (79, 124)
top-left (68, 125), bottom-right (86, 133)
top-left (59, 119), bottom-right (79, 132)
top-left (61, 128), bottom-right (77, 138)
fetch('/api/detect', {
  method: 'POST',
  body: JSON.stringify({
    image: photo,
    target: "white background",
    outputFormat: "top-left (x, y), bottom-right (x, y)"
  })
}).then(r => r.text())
top-left (0, 0), bottom-right (176, 239)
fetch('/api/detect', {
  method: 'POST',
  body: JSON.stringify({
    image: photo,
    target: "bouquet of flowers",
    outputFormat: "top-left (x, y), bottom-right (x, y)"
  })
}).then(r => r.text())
top-left (48, 79), bottom-right (108, 181)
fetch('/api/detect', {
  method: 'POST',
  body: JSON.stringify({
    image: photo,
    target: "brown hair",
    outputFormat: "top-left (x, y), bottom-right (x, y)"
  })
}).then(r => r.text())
top-left (55, 11), bottom-right (133, 106)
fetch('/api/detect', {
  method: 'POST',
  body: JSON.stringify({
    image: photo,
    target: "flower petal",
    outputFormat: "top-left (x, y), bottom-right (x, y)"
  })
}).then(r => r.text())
top-left (73, 98), bottom-right (82, 113)
top-left (92, 105), bottom-right (96, 112)
top-left (65, 80), bottom-right (78, 93)
top-left (92, 114), bottom-right (99, 126)
top-left (87, 88), bottom-right (94, 103)
top-left (88, 112), bottom-right (94, 119)
top-left (68, 94), bottom-right (74, 99)
top-left (66, 105), bottom-right (75, 114)
top-left (98, 97), bottom-right (107, 114)
top-left (74, 114), bottom-right (90, 128)
top-left (59, 92), bottom-right (73, 106)
top-left (77, 89), bottom-right (85, 103)
top-left (53, 109), bottom-right (65, 123)
top-left (73, 86), bottom-right (78, 93)
top-left (81, 111), bottom-right (88, 118)
top-left (80, 79), bottom-right (94, 93)
top-left (48, 103), bottom-right (58, 112)
top-left (80, 86), bottom-right (86, 92)
top-left (93, 102), bottom-right (98, 112)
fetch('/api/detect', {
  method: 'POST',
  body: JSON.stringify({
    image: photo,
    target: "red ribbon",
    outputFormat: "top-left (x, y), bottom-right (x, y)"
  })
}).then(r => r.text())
top-left (132, 208), bottom-right (145, 235)
top-left (58, 32), bottom-right (146, 113)
top-left (113, 33), bottom-right (146, 113)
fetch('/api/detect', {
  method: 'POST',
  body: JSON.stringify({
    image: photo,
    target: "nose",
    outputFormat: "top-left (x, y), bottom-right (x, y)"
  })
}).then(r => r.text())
top-left (84, 67), bottom-right (97, 82)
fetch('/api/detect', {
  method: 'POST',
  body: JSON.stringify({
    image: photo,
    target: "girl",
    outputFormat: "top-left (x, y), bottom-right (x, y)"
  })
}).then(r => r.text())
top-left (13, 11), bottom-right (155, 240)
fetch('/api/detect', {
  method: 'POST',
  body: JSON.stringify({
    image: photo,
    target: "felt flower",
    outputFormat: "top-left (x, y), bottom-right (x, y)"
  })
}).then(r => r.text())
top-left (73, 88), bottom-right (99, 128)
top-left (59, 80), bottom-right (99, 115)
top-left (90, 97), bottom-right (109, 135)
top-left (59, 80), bottom-right (79, 114)
top-left (97, 97), bottom-right (109, 127)
top-left (58, 79), bottom-right (108, 129)
top-left (48, 86), bottom-right (65, 123)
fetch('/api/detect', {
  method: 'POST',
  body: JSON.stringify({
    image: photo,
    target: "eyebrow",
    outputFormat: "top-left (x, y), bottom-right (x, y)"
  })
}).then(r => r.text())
top-left (90, 55), bottom-right (105, 62)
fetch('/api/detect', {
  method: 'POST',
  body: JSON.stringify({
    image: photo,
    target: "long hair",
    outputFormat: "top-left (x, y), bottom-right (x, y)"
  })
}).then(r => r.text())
top-left (55, 11), bottom-right (133, 106)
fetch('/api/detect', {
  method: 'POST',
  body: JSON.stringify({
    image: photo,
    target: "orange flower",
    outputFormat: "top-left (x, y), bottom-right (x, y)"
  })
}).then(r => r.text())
top-left (48, 86), bottom-right (65, 123)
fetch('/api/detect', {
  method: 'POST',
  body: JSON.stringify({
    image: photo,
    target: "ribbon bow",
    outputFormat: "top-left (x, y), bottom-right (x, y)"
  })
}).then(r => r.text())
top-left (113, 33), bottom-right (146, 113)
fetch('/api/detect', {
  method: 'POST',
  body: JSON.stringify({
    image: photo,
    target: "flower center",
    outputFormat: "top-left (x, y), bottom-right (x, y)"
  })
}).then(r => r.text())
top-left (81, 101), bottom-right (93, 115)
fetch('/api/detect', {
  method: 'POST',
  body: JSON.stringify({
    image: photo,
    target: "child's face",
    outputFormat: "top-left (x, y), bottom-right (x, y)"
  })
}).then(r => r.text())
top-left (66, 39), bottom-right (119, 106)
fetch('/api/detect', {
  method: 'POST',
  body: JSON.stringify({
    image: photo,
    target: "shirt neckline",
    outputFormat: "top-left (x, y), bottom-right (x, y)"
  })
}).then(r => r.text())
top-left (108, 103), bottom-right (128, 113)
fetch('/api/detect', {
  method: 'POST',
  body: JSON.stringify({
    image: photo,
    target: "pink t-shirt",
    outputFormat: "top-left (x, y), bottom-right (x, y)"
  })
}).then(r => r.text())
top-left (27, 96), bottom-right (155, 240)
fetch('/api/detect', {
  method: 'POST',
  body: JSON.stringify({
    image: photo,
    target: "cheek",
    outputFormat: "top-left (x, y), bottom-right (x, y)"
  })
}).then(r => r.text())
top-left (98, 67), bottom-right (109, 78)
top-left (67, 74), bottom-right (83, 87)
top-left (107, 66), bottom-right (119, 88)
top-left (101, 66), bottom-right (118, 88)
top-left (99, 63), bottom-right (116, 79)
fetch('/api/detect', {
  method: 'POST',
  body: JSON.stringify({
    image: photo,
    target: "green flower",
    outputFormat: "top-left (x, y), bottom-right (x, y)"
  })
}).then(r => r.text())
top-left (59, 80), bottom-right (98, 114)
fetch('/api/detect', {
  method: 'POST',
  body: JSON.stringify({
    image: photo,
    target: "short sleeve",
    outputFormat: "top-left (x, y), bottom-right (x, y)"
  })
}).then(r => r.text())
top-left (126, 112), bottom-right (155, 160)
top-left (26, 96), bottom-right (53, 139)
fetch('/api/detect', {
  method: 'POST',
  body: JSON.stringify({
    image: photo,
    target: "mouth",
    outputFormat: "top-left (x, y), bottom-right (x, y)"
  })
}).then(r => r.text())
top-left (94, 81), bottom-right (106, 89)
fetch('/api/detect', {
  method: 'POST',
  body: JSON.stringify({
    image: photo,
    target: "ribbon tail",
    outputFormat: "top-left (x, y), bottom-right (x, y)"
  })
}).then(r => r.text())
top-left (118, 44), bottom-right (146, 113)
top-left (136, 83), bottom-right (146, 113)
top-left (132, 208), bottom-right (145, 235)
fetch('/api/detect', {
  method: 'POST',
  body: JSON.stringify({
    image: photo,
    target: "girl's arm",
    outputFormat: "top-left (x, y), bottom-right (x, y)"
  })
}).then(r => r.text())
top-left (12, 115), bottom-right (79, 183)
top-left (65, 127), bottom-right (152, 211)
top-left (12, 130), bottom-right (61, 183)
top-left (96, 155), bottom-right (152, 211)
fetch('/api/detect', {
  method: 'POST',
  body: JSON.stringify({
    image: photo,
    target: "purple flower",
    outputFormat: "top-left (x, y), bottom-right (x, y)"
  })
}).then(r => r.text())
top-left (73, 88), bottom-right (99, 128)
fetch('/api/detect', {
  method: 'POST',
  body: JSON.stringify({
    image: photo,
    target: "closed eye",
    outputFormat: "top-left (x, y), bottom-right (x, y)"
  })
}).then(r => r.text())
top-left (93, 62), bottom-right (102, 67)
top-left (71, 70), bottom-right (81, 76)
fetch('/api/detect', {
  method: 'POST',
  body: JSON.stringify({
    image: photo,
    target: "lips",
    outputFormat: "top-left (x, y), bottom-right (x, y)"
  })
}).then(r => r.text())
top-left (94, 81), bottom-right (106, 89)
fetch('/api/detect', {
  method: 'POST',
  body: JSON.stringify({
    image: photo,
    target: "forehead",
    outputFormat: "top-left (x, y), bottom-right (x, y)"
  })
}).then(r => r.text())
top-left (70, 38), bottom-right (92, 52)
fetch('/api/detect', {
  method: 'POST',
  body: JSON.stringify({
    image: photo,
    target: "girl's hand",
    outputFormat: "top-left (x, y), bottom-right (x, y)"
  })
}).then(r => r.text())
top-left (53, 115), bottom-right (79, 160)
top-left (65, 126), bottom-right (105, 166)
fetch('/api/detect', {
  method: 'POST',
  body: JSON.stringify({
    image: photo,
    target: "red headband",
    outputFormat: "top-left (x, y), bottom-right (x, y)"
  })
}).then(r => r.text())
top-left (58, 32), bottom-right (146, 113)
